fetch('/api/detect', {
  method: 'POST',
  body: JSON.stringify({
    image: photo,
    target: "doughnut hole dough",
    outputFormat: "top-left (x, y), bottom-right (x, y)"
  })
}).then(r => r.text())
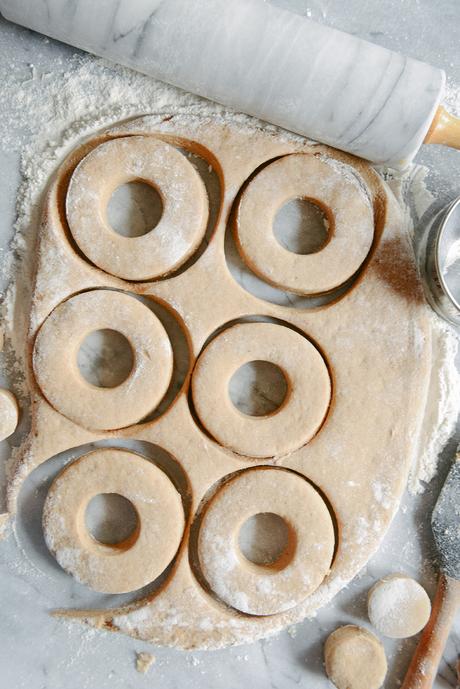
top-left (368, 574), bottom-right (431, 638)
top-left (33, 290), bottom-right (173, 430)
top-left (66, 136), bottom-right (209, 280)
top-left (191, 321), bottom-right (331, 458)
top-left (197, 467), bottom-right (335, 615)
top-left (235, 153), bottom-right (374, 295)
top-left (0, 389), bottom-right (19, 441)
top-left (43, 448), bottom-right (185, 594)
top-left (325, 625), bottom-right (387, 689)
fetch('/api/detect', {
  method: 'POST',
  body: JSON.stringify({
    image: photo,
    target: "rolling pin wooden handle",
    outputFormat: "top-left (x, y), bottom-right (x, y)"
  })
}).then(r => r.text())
top-left (425, 106), bottom-right (460, 150)
top-left (401, 574), bottom-right (460, 689)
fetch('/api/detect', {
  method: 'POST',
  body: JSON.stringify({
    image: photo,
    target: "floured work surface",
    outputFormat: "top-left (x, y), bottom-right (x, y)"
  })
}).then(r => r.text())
top-left (3, 114), bottom-right (432, 649)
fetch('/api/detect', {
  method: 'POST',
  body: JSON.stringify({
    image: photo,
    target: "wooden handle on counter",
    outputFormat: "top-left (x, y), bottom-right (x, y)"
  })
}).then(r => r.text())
top-left (401, 574), bottom-right (460, 689)
top-left (425, 106), bottom-right (460, 149)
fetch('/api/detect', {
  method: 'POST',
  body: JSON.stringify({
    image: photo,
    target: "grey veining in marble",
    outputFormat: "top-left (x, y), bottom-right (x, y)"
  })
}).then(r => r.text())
top-left (0, 0), bottom-right (445, 166)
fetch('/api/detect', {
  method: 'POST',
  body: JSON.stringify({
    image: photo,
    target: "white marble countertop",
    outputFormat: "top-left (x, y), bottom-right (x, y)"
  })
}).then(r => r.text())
top-left (0, 1), bottom-right (459, 688)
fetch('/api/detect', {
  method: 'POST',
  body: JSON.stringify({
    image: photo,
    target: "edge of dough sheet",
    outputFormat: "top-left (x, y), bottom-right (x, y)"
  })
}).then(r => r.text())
top-left (0, 112), bottom-right (451, 650)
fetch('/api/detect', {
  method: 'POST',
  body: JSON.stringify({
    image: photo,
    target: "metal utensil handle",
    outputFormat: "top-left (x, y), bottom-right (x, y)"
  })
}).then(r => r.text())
top-left (401, 574), bottom-right (460, 689)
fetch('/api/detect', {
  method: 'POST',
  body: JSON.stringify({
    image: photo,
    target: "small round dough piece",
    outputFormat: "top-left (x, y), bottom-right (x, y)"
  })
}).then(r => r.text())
top-left (235, 153), bottom-right (374, 295)
top-left (191, 322), bottom-right (331, 457)
top-left (197, 467), bottom-right (335, 615)
top-left (368, 574), bottom-right (431, 638)
top-left (33, 290), bottom-right (173, 430)
top-left (0, 389), bottom-right (19, 441)
top-left (43, 448), bottom-right (185, 593)
top-left (324, 625), bottom-right (387, 689)
top-left (66, 136), bottom-right (209, 280)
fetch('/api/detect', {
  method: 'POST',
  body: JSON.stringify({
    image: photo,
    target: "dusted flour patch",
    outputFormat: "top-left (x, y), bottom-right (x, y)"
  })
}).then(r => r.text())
top-left (409, 317), bottom-right (460, 493)
top-left (367, 574), bottom-right (431, 639)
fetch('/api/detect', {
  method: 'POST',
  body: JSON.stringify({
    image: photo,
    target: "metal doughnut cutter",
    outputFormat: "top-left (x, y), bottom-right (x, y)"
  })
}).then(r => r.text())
top-left (421, 197), bottom-right (460, 327)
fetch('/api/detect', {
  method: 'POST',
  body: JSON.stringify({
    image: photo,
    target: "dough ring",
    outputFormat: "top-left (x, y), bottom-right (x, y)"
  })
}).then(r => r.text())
top-left (43, 448), bottom-right (185, 594)
top-left (191, 322), bottom-right (331, 457)
top-left (33, 290), bottom-right (173, 430)
top-left (235, 153), bottom-right (374, 295)
top-left (197, 467), bottom-right (335, 615)
top-left (324, 625), bottom-right (387, 689)
top-left (367, 574), bottom-right (431, 638)
top-left (0, 389), bottom-right (19, 441)
top-left (66, 136), bottom-right (209, 280)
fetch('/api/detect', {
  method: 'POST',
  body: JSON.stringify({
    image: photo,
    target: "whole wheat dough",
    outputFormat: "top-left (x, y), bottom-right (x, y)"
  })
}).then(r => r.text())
top-left (5, 115), bottom-right (434, 649)
top-left (368, 574), bottom-right (431, 638)
top-left (33, 289), bottom-right (173, 430)
top-left (324, 625), bottom-right (387, 689)
top-left (191, 321), bottom-right (331, 457)
top-left (235, 153), bottom-right (374, 295)
top-left (66, 135), bottom-right (209, 280)
top-left (198, 466), bottom-right (335, 615)
top-left (43, 448), bottom-right (185, 593)
top-left (0, 388), bottom-right (18, 441)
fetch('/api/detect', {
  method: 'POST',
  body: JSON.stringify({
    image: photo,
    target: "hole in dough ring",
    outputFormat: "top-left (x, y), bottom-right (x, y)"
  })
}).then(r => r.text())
top-left (197, 467), bottom-right (335, 615)
top-left (191, 322), bottom-right (331, 457)
top-left (43, 448), bottom-right (185, 594)
top-left (33, 290), bottom-right (173, 430)
top-left (235, 153), bottom-right (374, 295)
top-left (66, 136), bottom-right (209, 280)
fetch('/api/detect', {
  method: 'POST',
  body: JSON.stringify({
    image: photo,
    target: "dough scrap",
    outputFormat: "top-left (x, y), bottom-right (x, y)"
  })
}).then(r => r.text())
top-left (367, 574), bottom-right (431, 638)
top-left (0, 388), bottom-right (18, 441)
top-left (324, 625), bottom-right (387, 689)
top-left (43, 448), bottom-right (185, 593)
top-left (66, 136), bottom-right (209, 280)
top-left (135, 652), bottom-right (156, 673)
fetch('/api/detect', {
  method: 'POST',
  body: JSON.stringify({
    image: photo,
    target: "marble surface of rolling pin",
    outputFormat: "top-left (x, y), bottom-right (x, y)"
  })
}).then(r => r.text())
top-left (0, 0), bottom-right (445, 166)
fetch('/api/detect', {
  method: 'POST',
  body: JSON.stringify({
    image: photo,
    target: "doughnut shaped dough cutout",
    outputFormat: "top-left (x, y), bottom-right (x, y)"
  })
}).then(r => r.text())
top-left (367, 574), bottom-right (431, 638)
top-left (324, 625), bottom-right (387, 689)
top-left (0, 389), bottom-right (19, 441)
top-left (66, 136), bottom-right (209, 280)
top-left (43, 448), bottom-right (185, 593)
top-left (191, 322), bottom-right (331, 457)
top-left (197, 467), bottom-right (335, 615)
top-left (33, 290), bottom-right (173, 430)
top-left (235, 153), bottom-right (374, 295)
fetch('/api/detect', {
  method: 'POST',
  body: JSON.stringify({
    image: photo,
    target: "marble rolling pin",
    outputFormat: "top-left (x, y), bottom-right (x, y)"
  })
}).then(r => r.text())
top-left (1, 0), bottom-right (459, 167)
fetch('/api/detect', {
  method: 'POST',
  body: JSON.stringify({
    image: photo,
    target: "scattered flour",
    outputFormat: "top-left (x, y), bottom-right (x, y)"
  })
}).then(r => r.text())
top-left (410, 315), bottom-right (460, 493)
top-left (367, 574), bottom-right (431, 639)
top-left (444, 80), bottom-right (460, 117)
top-left (385, 164), bottom-right (460, 493)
